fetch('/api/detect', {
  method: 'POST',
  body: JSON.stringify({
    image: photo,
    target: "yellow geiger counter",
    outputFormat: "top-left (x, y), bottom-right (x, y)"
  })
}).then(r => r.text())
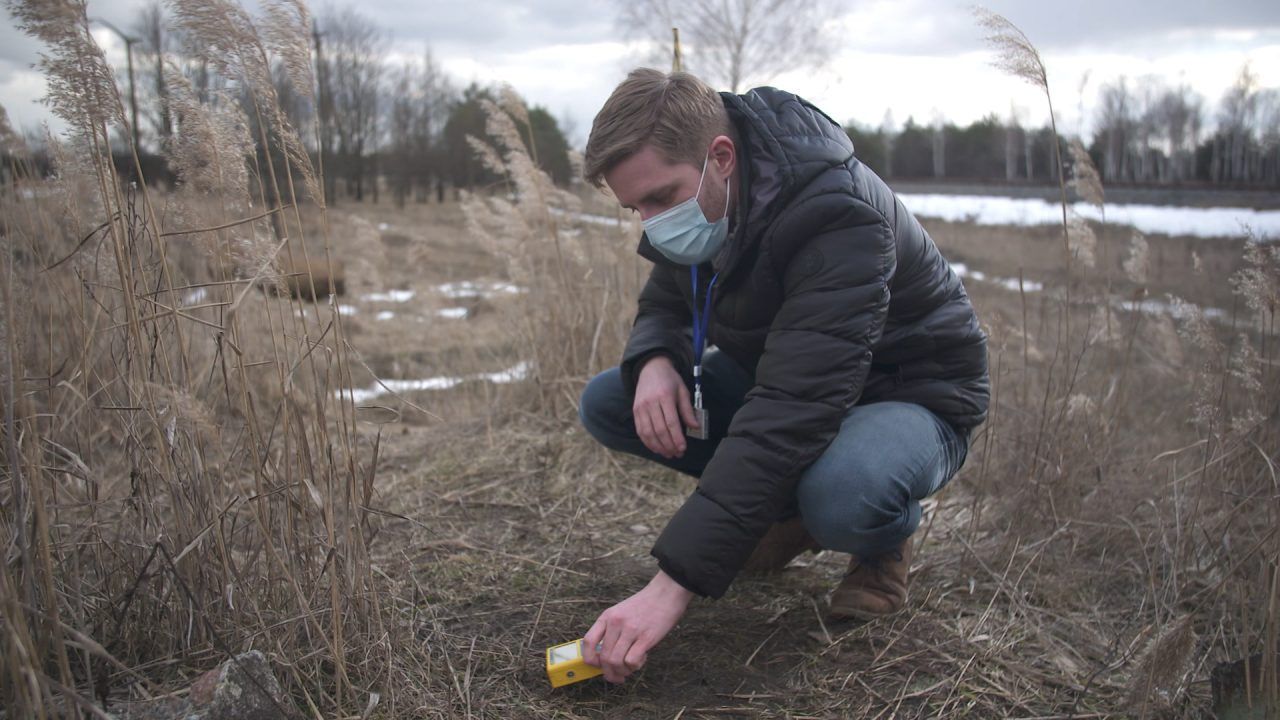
top-left (545, 639), bottom-right (603, 688)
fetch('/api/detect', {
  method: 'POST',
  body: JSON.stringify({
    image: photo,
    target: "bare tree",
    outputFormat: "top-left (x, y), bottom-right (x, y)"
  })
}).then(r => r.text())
top-left (1152, 83), bottom-right (1201, 183)
top-left (1095, 77), bottom-right (1134, 182)
top-left (1257, 88), bottom-right (1280, 185)
top-left (880, 109), bottom-right (895, 178)
top-left (930, 111), bottom-right (946, 178)
top-left (1216, 64), bottom-right (1260, 183)
top-left (133, 0), bottom-right (173, 151)
top-left (1133, 76), bottom-right (1163, 183)
top-left (414, 48), bottom-right (452, 202)
top-left (1005, 103), bottom-right (1023, 181)
top-left (386, 61), bottom-right (416, 207)
top-left (616, 0), bottom-right (839, 92)
top-left (316, 6), bottom-right (386, 202)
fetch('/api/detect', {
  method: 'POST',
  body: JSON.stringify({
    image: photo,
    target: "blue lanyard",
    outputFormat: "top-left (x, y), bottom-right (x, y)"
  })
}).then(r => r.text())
top-left (691, 265), bottom-right (718, 403)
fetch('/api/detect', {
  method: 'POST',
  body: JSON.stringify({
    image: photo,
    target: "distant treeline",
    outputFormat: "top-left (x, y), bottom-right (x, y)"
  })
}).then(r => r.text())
top-left (6, 4), bottom-right (1277, 197)
top-left (847, 70), bottom-right (1280, 189)
top-left (4, 2), bottom-right (575, 208)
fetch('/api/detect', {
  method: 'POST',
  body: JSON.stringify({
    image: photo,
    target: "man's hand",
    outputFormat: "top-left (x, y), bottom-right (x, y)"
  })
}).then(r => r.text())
top-left (582, 570), bottom-right (694, 683)
top-left (633, 355), bottom-right (699, 458)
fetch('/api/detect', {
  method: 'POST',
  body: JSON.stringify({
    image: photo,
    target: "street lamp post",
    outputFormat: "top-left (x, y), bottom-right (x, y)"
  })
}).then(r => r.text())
top-left (90, 17), bottom-right (140, 152)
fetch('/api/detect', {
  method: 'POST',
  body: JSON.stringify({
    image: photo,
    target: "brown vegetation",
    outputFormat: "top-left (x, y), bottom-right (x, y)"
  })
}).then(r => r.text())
top-left (1, 3), bottom-right (1277, 719)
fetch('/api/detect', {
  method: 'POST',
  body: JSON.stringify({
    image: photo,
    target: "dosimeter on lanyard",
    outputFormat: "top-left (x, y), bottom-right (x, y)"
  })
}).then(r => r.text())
top-left (687, 265), bottom-right (719, 441)
top-left (545, 639), bottom-right (603, 687)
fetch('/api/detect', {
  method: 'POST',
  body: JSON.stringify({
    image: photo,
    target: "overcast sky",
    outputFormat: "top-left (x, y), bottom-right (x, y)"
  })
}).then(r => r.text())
top-left (3, 0), bottom-right (1279, 147)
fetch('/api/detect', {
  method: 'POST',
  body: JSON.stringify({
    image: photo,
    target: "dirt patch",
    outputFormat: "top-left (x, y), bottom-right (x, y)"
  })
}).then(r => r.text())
top-left (364, 413), bottom-right (1130, 717)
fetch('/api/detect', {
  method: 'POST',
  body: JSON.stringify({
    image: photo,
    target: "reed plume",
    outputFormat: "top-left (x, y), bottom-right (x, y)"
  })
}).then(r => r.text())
top-left (1122, 232), bottom-right (1149, 285)
top-left (6, 0), bottom-right (127, 142)
top-left (1068, 138), bottom-right (1104, 209)
top-left (462, 87), bottom-right (642, 415)
top-left (974, 6), bottom-right (1072, 275)
top-left (1124, 615), bottom-right (1196, 717)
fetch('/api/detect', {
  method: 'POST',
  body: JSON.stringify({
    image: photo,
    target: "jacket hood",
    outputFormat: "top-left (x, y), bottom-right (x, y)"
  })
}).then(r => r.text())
top-left (722, 87), bottom-right (856, 234)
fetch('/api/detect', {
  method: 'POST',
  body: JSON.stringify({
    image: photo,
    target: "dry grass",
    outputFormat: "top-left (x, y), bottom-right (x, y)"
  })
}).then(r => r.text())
top-left (1, 0), bottom-right (394, 716)
top-left (2, 2), bottom-right (1278, 719)
top-left (460, 89), bottom-right (646, 418)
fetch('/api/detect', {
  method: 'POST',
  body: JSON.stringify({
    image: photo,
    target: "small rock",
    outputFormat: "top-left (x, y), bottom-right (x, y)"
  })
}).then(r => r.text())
top-left (629, 524), bottom-right (650, 535)
top-left (114, 651), bottom-right (290, 720)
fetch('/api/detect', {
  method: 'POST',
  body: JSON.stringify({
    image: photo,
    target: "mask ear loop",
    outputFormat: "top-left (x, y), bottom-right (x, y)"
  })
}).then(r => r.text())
top-left (693, 153), bottom-right (711, 201)
top-left (695, 151), bottom-right (733, 223)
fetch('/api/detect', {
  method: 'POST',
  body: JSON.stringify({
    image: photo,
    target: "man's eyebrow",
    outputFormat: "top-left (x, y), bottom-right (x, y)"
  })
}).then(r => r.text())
top-left (623, 182), bottom-right (681, 210)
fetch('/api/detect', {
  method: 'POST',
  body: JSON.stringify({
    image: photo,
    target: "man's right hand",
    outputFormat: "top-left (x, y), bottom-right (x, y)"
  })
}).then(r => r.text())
top-left (633, 355), bottom-right (699, 459)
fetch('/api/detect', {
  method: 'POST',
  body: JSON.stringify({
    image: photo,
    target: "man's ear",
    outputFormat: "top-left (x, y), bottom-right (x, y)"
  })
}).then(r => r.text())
top-left (708, 135), bottom-right (736, 177)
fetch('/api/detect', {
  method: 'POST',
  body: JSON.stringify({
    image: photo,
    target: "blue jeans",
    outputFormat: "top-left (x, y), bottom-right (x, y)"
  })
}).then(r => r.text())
top-left (578, 349), bottom-right (969, 559)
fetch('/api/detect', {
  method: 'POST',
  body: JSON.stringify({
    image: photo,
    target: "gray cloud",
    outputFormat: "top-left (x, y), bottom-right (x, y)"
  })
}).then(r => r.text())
top-left (847, 0), bottom-right (1280, 56)
top-left (329, 0), bottom-right (618, 53)
top-left (979, 0), bottom-right (1280, 50)
top-left (3, 0), bottom-right (1278, 138)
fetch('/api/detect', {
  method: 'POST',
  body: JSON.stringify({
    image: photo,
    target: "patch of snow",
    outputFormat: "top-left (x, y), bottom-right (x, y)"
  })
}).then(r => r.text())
top-left (183, 287), bottom-right (209, 305)
top-left (376, 310), bottom-right (396, 321)
top-left (437, 307), bottom-right (468, 319)
top-left (435, 281), bottom-right (525, 299)
top-left (901, 193), bottom-right (1280, 240)
top-left (558, 208), bottom-right (626, 227)
top-left (363, 289), bottom-right (416, 303)
top-left (1120, 298), bottom-right (1227, 321)
top-left (481, 361), bottom-right (532, 384)
top-left (343, 361), bottom-right (532, 404)
top-left (950, 262), bottom-right (1044, 293)
top-left (337, 304), bottom-right (358, 315)
top-left (378, 222), bottom-right (391, 231)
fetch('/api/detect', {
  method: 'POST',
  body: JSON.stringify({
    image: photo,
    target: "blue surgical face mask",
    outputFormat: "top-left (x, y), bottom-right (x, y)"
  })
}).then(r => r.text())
top-left (642, 154), bottom-right (730, 265)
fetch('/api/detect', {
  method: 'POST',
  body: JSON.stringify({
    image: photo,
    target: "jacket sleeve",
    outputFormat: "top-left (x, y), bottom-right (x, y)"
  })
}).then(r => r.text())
top-left (651, 199), bottom-right (897, 598)
top-left (619, 264), bottom-right (693, 395)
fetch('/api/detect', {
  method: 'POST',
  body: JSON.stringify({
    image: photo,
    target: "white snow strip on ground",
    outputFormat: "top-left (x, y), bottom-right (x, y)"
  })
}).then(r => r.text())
top-left (1120, 298), bottom-right (1227, 321)
top-left (901, 194), bottom-right (1280, 239)
top-left (344, 361), bottom-right (532, 405)
top-left (435, 281), bottom-right (525, 299)
top-left (362, 289), bottom-right (416, 303)
top-left (437, 307), bottom-right (468, 319)
top-left (376, 310), bottom-right (396, 321)
top-left (950, 262), bottom-right (1045, 293)
top-left (547, 207), bottom-right (629, 227)
top-left (951, 262), bottom-right (1229, 321)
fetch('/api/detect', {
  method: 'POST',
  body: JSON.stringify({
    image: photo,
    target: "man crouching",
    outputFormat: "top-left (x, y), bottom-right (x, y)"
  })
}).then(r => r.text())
top-left (577, 68), bottom-right (989, 684)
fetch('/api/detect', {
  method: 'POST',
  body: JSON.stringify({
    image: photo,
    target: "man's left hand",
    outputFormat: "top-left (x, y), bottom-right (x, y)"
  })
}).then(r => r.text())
top-left (582, 570), bottom-right (694, 683)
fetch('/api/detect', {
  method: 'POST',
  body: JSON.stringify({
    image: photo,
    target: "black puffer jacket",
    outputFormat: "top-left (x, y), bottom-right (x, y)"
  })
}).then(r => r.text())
top-left (620, 87), bottom-right (989, 599)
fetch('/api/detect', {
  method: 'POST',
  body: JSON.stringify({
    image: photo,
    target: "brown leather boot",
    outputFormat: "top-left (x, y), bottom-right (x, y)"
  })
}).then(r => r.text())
top-left (742, 516), bottom-right (822, 572)
top-left (828, 540), bottom-right (913, 620)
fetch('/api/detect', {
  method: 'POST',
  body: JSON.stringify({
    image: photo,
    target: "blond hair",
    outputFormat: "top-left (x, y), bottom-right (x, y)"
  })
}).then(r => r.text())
top-left (583, 68), bottom-right (730, 187)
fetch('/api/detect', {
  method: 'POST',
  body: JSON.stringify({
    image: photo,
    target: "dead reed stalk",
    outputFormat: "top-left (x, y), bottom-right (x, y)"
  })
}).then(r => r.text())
top-left (461, 89), bottom-right (645, 418)
top-left (0, 0), bottom-right (406, 715)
